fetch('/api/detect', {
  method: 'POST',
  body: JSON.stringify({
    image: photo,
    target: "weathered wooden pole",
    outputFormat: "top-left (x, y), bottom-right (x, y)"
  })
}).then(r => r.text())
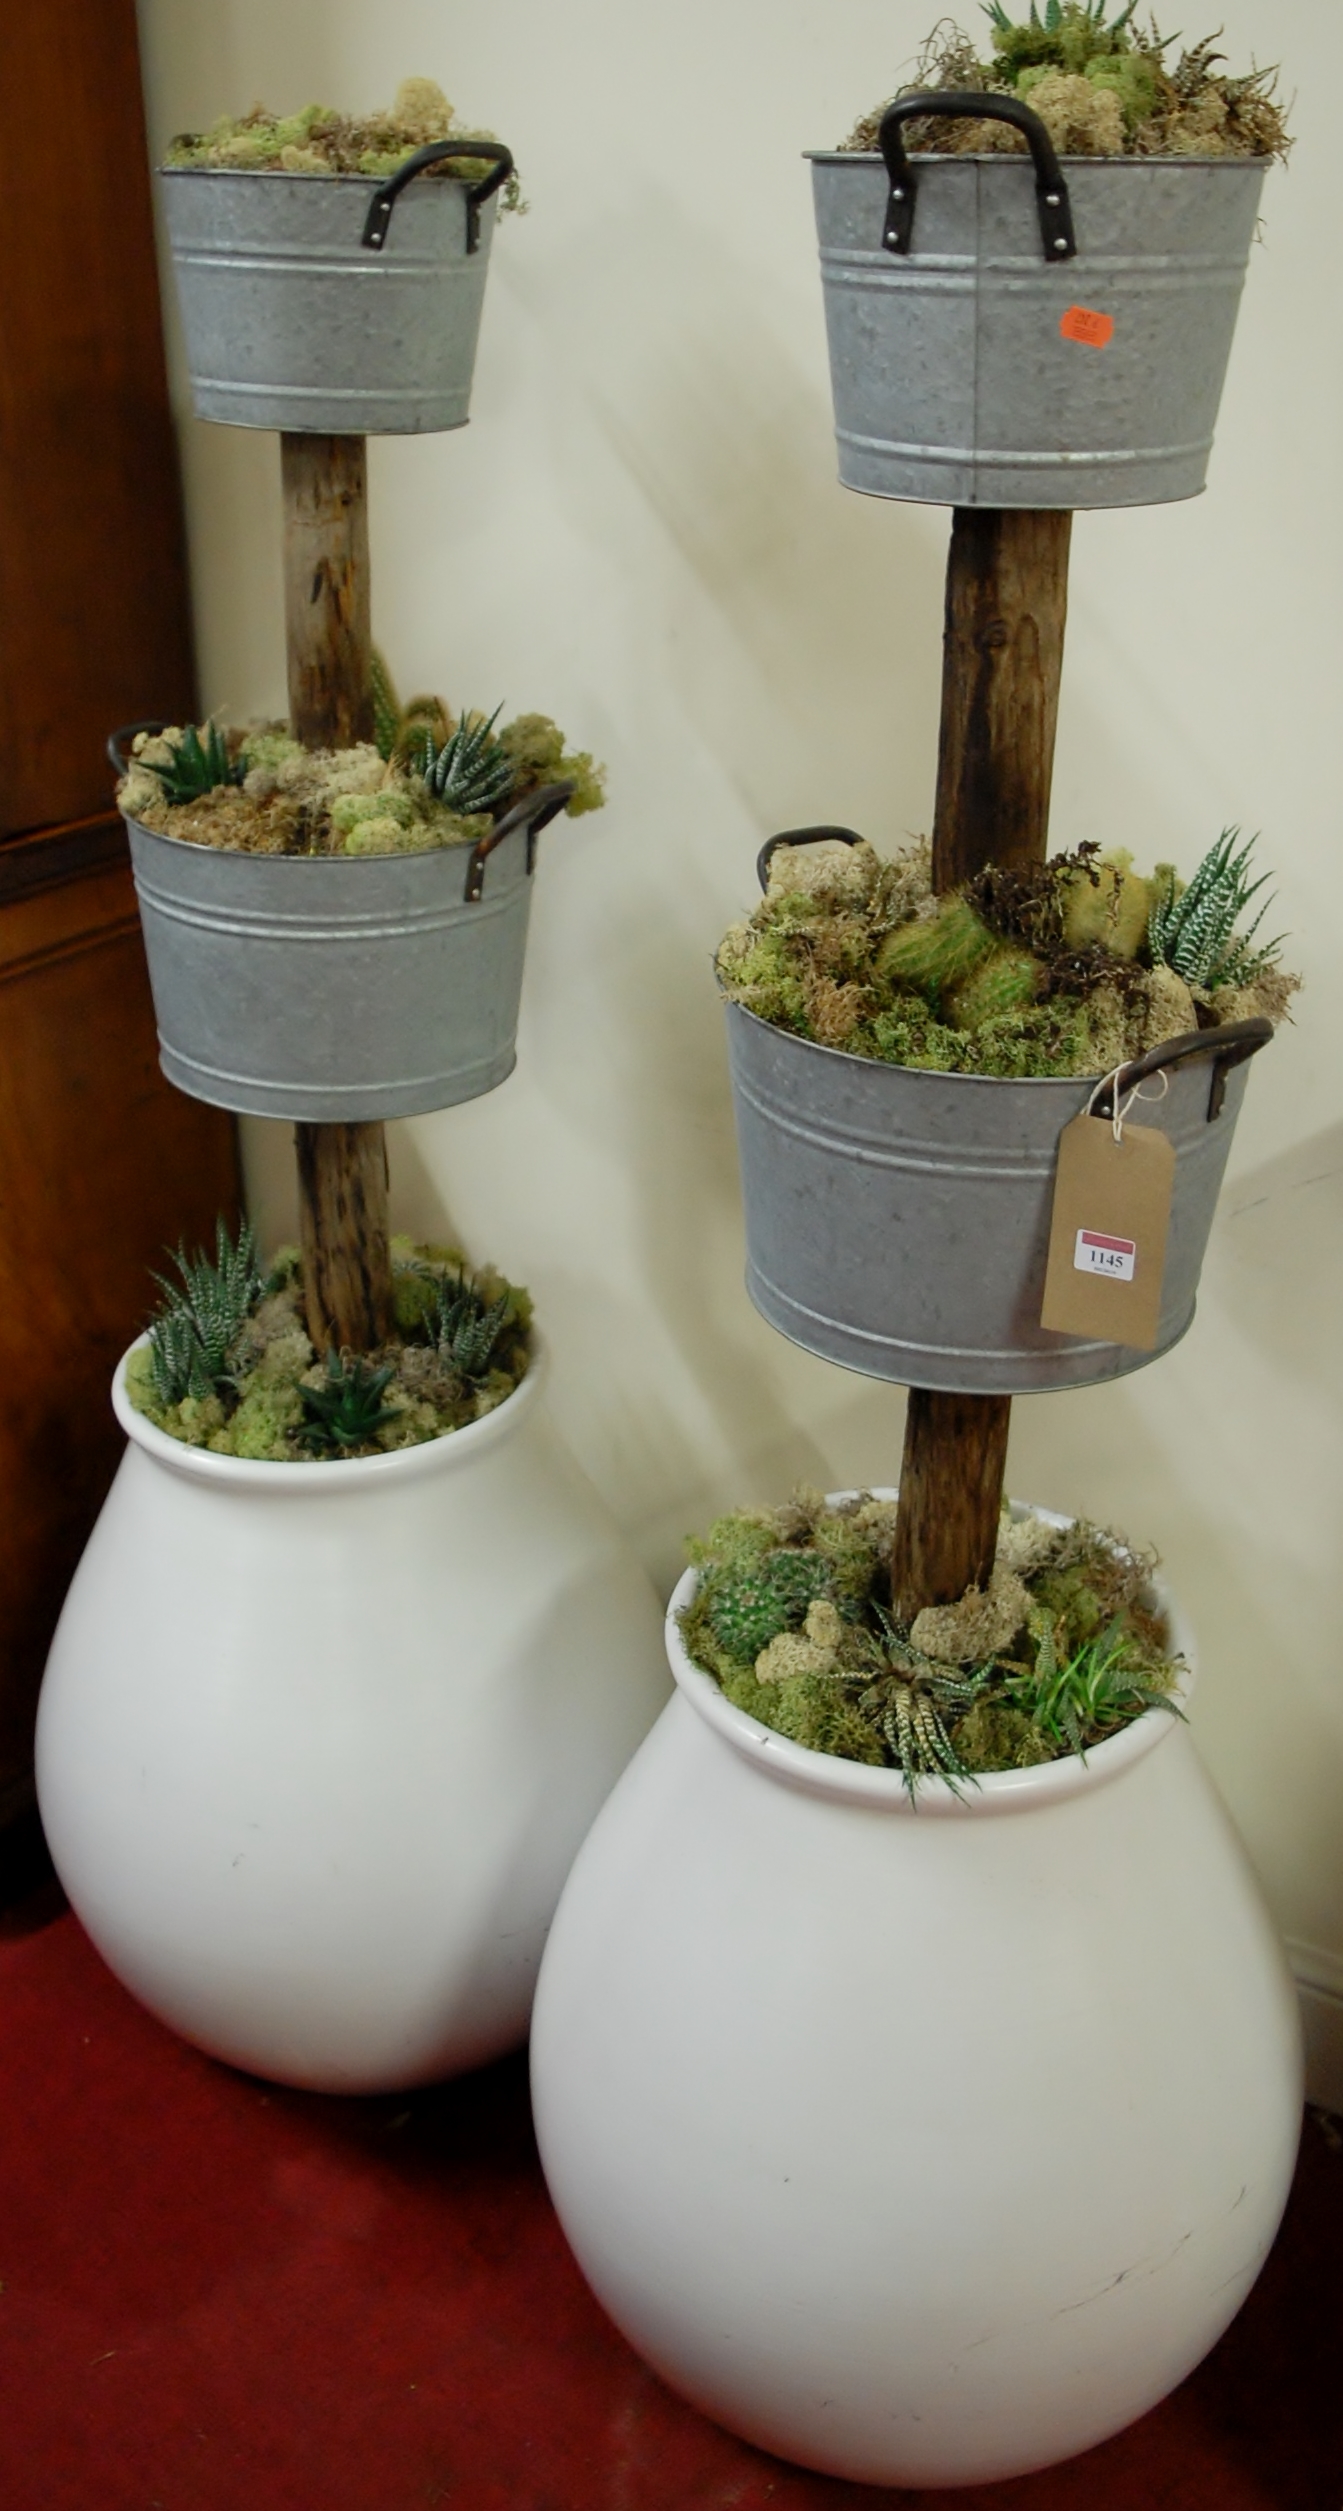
top-left (890, 509), bottom-right (1072, 1621)
top-left (280, 431), bottom-right (394, 1352)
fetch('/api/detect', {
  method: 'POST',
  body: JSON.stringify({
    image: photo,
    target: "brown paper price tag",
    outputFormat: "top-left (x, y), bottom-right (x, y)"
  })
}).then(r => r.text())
top-left (1040, 1106), bottom-right (1175, 1351)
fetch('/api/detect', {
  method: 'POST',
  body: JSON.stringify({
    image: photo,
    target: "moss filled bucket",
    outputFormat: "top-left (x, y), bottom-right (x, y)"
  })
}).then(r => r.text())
top-left (719, 827), bottom-right (1284, 1396)
top-left (112, 721), bottom-right (575, 1122)
top-left (159, 135), bottom-right (513, 434)
top-left (811, 90), bottom-right (1268, 508)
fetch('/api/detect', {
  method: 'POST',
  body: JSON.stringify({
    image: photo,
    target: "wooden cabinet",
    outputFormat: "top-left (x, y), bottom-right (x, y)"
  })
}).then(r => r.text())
top-left (0, 5), bottom-right (240, 1823)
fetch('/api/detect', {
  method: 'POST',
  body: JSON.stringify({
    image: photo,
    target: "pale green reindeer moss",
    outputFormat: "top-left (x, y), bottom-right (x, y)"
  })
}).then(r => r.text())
top-left (127, 1229), bottom-right (532, 1462)
top-left (165, 78), bottom-right (526, 214)
top-left (842, 9), bottom-right (1289, 162)
top-left (716, 831), bottom-right (1298, 1080)
top-left (681, 1489), bottom-right (1181, 1794)
top-left (117, 666), bottom-right (605, 859)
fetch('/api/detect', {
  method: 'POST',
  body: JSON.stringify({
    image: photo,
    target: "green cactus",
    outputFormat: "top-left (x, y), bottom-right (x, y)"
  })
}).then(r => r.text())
top-left (705, 1550), bottom-right (834, 1665)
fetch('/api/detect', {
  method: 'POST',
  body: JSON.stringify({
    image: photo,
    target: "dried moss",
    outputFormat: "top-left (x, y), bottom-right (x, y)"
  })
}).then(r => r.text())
top-left (165, 78), bottom-right (526, 213)
top-left (841, 12), bottom-right (1290, 162)
top-left (717, 834), bottom-right (1297, 1080)
top-left (117, 700), bottom-right (604, 859)
top-left (681, 1491), bottom-right (1182, 1785)
top-left (126, 1236), bottom-right (532, 1462)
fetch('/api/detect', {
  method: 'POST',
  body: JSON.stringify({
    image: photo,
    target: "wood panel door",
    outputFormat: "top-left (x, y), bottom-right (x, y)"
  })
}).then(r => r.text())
top-left (0, 0), bottom-right (196, 837)
top-left (0, 824), bottom-right (240, 1826)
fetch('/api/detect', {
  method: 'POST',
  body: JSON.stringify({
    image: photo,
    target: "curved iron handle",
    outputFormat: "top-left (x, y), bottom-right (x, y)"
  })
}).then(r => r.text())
top-left (463, 781), bottom-right (574, 905)
top-left (107, 719), bottom-right (171, 780)
top-left (1091, 1017), bottom-right (1273, 1126)
top-left (756, 825), bottom-right (864, 893)
top-left (878, 92), bottom-right (1076, 262)
top-left (362, 137), bottom-right (514, 254)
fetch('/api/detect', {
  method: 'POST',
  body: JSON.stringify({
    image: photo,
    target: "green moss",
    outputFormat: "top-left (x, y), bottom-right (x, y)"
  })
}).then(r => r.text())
top-left (165, 80), bottom-right (527, 214)
top-left (680, 1493), bottom-right (1181, 1784)
top-left (950, 1699), bottom-right (1050, 1772)
top-left (124, 1237), bottom-right (532, 1462)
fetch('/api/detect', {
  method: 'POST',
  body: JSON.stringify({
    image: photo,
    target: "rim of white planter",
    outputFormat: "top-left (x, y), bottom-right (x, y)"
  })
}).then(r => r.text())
top-left (111, 1332), bottom-right (546, 1496)
top-left (665, 1498), bottom-right (1196, 1822)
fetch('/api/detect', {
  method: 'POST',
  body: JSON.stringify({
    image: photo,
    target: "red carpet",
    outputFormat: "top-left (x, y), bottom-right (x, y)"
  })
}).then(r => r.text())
top-left (1, 1877), bottom-right (1338, 2510)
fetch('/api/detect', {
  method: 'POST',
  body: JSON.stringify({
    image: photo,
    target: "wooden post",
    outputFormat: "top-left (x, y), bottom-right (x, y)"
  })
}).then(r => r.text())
top-left (280, 433), bottom-right (375, 752)
top-left (932, 508), bottom-right (1071, 888)
top-left (280, 431), bottom-right (393, 1352)
top-left (891, 509), bottom-right (1072, 1615)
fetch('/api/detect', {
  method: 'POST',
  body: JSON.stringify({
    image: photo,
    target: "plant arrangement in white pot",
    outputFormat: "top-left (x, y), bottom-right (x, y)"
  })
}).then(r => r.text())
top-left (531, 1489), bottom-right (1301, 2489)
top-left (37, 1223), bottom-right (668, 2093)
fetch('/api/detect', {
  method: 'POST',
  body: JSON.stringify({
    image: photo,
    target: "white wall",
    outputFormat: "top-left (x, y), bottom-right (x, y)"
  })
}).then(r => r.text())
top-left (136, 0), bottom-right (1343, 2097)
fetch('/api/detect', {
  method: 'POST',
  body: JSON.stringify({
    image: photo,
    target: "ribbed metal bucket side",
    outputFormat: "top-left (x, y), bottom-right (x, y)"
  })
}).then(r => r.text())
top-left (725, 1001), bottom-right (1252, 1394)
top-left (809, 153), bottom-right (1265, 510)
top-left (127, 818), bottom-right (534, 1122)
top-left (158, 169), bottom-right (498, 435)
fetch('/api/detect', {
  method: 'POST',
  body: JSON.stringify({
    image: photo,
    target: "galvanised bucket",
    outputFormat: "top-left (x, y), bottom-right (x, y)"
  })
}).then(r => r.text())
top-left (810, 91), bottom-right (1267, 509)
top-left (117, 769), bottom-right (572, 1124)
top-left (725, 1000), bottom-right (1270, 1398)
top-left (158, 138), bottom-right (513, 434)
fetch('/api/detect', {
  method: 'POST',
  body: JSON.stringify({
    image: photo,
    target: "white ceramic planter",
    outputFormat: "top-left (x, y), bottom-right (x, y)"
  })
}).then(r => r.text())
top-left (531, 1510), bottom-right (1303, 2489)
top-left (36, 1342), bottom-right (668, 2094)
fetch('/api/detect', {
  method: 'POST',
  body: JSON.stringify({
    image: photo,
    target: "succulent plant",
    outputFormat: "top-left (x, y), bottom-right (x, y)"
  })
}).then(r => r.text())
top-left (984, 0), bottom-right (1138, 75)
top-left (298, 1351), bottom-right (402, 1453)
top-left (413, 708), bottom-right (514, 815)
top-left (147, 1218), bottom-right (263, 1407)
top-left (1147, 828), bottom-right (1282, 990)
top-left (428, 1273), bottom-right (511, 1382)
top-left (139, 721), bottom-right (244, 808)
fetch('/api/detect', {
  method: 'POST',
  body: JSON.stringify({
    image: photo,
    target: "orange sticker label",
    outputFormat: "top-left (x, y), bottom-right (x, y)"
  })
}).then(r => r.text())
top-left (1060, 304), bottom-right (1115, 349)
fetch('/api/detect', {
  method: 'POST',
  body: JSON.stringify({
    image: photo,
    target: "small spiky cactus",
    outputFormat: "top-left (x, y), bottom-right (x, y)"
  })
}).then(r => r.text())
top-left (429, 1273), bottom-right (510, 1381)
top-left (298, 1352), bottom-right (401, 1453)
top-left (147, 1218), bottom-right (263, 1406)
top-left (138, 721), bottom-right (244, 808)
top-left (369, 650), bottom-right (403, 763)
top-left (414, 708), bottom-right (514, 814)
top-left (1147, 829), bottom-right (1282, 990)
top-left (705, 1551), bottom-right (834, 1664)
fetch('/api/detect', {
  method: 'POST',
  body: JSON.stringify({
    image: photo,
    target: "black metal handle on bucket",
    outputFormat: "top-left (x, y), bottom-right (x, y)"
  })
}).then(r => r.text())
top-left (361, 138), bottom-right (514, 255)
top-left (463, 781), bottom-right (574, 905)
top-left (755, 826), bottom-right (864, 893)
top-left (878, 92), bottom-right (1076, 262)
top-left (1091, 1017), bottom-right (1274, 1126)
top-left (107, 720), bottom-right (171, 782)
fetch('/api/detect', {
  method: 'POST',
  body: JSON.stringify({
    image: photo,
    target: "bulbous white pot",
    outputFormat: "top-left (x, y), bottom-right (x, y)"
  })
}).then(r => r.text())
top-left (531, 1515), bottom-right (1303, 2490)
top-left (36, 1342), bottom-right (668, 2094)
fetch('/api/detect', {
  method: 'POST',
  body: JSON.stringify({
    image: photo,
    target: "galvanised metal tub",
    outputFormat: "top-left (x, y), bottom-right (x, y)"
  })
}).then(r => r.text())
top-left (120, 778), bottom-right (571, 1124)
top-left (725, 998), bottom-right (1270, 1396)
top-left (810, 91), bottom-right (1267, 509)
top-left (158, 138), bottom-right (513, 434)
